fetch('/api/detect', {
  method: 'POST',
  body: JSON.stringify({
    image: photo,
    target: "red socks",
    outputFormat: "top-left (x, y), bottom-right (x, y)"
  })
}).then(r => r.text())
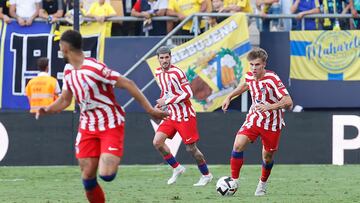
top-left (85, 184), bottom-right (105, 203)
top-left (261, 161), bottom-right (274, 182)
top-left (230, 151), bottom-right (244, 179)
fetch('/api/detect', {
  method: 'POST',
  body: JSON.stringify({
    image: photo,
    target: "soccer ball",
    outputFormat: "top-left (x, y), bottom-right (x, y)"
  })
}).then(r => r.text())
top-left (216, 176), bottom-right (238, 196)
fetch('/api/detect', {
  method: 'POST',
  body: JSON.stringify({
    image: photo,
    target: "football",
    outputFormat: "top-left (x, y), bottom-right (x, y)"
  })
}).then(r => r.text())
top-left (216, 176), bottom-right (238, 196)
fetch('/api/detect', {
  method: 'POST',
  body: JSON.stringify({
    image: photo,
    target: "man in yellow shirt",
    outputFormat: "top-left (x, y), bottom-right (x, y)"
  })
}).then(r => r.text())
top-left (167, 0), bottom-right (207, 35)
top-left (87, 0), bottom-right (117, 36)
top-left (25, 57), bottom-right (60, 113)
top-left (220, 0), bottom-right (253, 13)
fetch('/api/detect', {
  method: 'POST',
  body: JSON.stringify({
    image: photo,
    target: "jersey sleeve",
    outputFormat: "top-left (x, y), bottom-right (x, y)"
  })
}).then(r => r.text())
top-left (270, 74), bottom-right (289, 99)
top-left (100, 66), bottom-right (121, 85)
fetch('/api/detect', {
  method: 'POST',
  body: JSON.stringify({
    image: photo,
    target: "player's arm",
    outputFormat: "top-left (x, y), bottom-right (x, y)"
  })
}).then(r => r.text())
top-left (35, 89), bottom-right (73, 119)
top-left (164, 83), bottom-right (192, 105)
top-left (256, 76), bottom-right (293, 112)
top-left (156, 76), bottom-right (192, 106)
top-left (268, 95), bottom-right (293, 111)
top-left (115, 76), bottom-right (168, 119)
top-left (222, 82), bottom-right (249, 112)
top-left (256, 94), bottom-right (293, 112)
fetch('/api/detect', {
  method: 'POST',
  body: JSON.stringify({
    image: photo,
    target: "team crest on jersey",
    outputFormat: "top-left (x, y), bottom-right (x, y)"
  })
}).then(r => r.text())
top-left (102, 67), bottom-right (111, 78)
top-left (260, 87), bottom-right (266, 94)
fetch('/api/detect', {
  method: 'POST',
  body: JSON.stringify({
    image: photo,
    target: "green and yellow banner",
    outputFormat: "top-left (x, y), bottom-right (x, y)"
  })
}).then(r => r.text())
top-left (147, 13), bottom-right (251, 112)
top-left (290, 31), bottom-right (360, 80)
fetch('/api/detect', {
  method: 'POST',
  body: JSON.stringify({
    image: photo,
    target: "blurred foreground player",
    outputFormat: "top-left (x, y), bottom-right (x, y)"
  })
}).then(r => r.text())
top-left (36, 30), bottom-right (168, 203)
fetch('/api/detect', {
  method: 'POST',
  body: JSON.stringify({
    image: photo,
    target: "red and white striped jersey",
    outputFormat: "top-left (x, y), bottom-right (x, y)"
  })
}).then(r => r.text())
top-left (63, 58), bottom-right (125, 132)
top-left (155, 65), bottom-right (196, 121)
top-left (242, 70), bottom-right (289, 131)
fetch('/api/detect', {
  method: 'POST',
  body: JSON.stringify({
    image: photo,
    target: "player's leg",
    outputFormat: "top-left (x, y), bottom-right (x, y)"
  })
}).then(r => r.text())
top-left (98, 153), bottom-right (121, 181)
top-left (261, 147), bottom-right (275, 183)
top-left (153, 120), bottom-right (185, 184)
top-left (98, 125), bottom-right (124, 182)
top-left (254, 148), bottom-right (274, 196)
top-left (230, 133), bottom-right (251, 181)
top-left (177, 116), bottom-right (212, 186)
top-left (76, 131), bottom-right (105, 203)
top-left (153, 131), bottom-right (181, 169)
top-left (255, 129), bottom-right (281, 196)
top-left (79, 158), bottom-right (105, 203)
top-left (185, 143), bottom-right (213, 186)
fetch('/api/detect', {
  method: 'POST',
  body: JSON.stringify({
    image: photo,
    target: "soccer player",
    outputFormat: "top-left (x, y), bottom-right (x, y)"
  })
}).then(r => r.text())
top-left (153, 46), bottom-right (213, 186)
top-left (36, 30), bottom-right (168, 203)
top-left (222, 48), bottom-right (293, 196)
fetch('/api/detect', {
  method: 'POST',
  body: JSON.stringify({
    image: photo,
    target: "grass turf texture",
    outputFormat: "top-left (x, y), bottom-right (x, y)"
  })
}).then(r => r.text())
top-left (0, 165), bottom-right (359, 203)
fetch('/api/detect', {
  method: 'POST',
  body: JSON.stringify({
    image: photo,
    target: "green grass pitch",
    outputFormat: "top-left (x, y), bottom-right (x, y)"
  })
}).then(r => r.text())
top-left (0, 165), bottom-right (359, 203)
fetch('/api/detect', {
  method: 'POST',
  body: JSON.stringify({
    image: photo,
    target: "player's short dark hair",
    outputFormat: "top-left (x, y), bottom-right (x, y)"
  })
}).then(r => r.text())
top-left (60, 30), bottom-right (83, 51)
top-left (37, 57), bottom-right (49, 72)
top-left (156, 46), bottom-right (171, 56)
top-left (247, 47), bottom-right (268, 62)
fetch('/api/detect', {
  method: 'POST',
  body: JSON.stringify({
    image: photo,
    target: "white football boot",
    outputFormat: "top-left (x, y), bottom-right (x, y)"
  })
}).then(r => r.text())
top-left (254, 180), bottom-right (267, 196)
top-left (167, 165), bottom-right (186, 185)
top-left (193, 173), bottom-right (213, 186)
top-left (233, 178), bottom-right (240, 188)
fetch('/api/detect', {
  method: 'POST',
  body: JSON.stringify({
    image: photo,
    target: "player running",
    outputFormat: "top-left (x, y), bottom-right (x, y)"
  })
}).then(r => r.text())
top-left (36, 30), bottom-right (168, 203)
top-left (222, 47), bottom-right (293, 196)
top-left (152, 46), bottom-right (213, 186)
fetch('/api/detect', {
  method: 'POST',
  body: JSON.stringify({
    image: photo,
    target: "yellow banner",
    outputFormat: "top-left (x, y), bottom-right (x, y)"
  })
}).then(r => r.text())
top-left (147, 13), bottom-right (251, 112)
top-left (290, 31), bottom-right (360, 81)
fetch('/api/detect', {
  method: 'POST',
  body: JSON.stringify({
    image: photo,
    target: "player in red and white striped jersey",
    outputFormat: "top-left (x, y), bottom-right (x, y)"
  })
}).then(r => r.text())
top-left (222, 47), bottom-right (293, 196)
top-left (153, 46), bottom-right (213, 186)
top-left (36, 30), bottom-right (167, 203)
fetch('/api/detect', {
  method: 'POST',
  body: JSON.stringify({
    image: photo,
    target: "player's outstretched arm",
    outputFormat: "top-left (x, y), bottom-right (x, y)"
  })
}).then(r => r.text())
top-left (36, 89), bottom-right (73, 120)
top-left (115, 76), bottom-right (168, 120)
top-left (222, 82), bottom-right (249, 112)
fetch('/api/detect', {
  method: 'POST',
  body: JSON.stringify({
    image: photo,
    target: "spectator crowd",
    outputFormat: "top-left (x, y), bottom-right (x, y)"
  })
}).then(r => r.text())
top-left (0, 0), bottom-right (360, 36)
